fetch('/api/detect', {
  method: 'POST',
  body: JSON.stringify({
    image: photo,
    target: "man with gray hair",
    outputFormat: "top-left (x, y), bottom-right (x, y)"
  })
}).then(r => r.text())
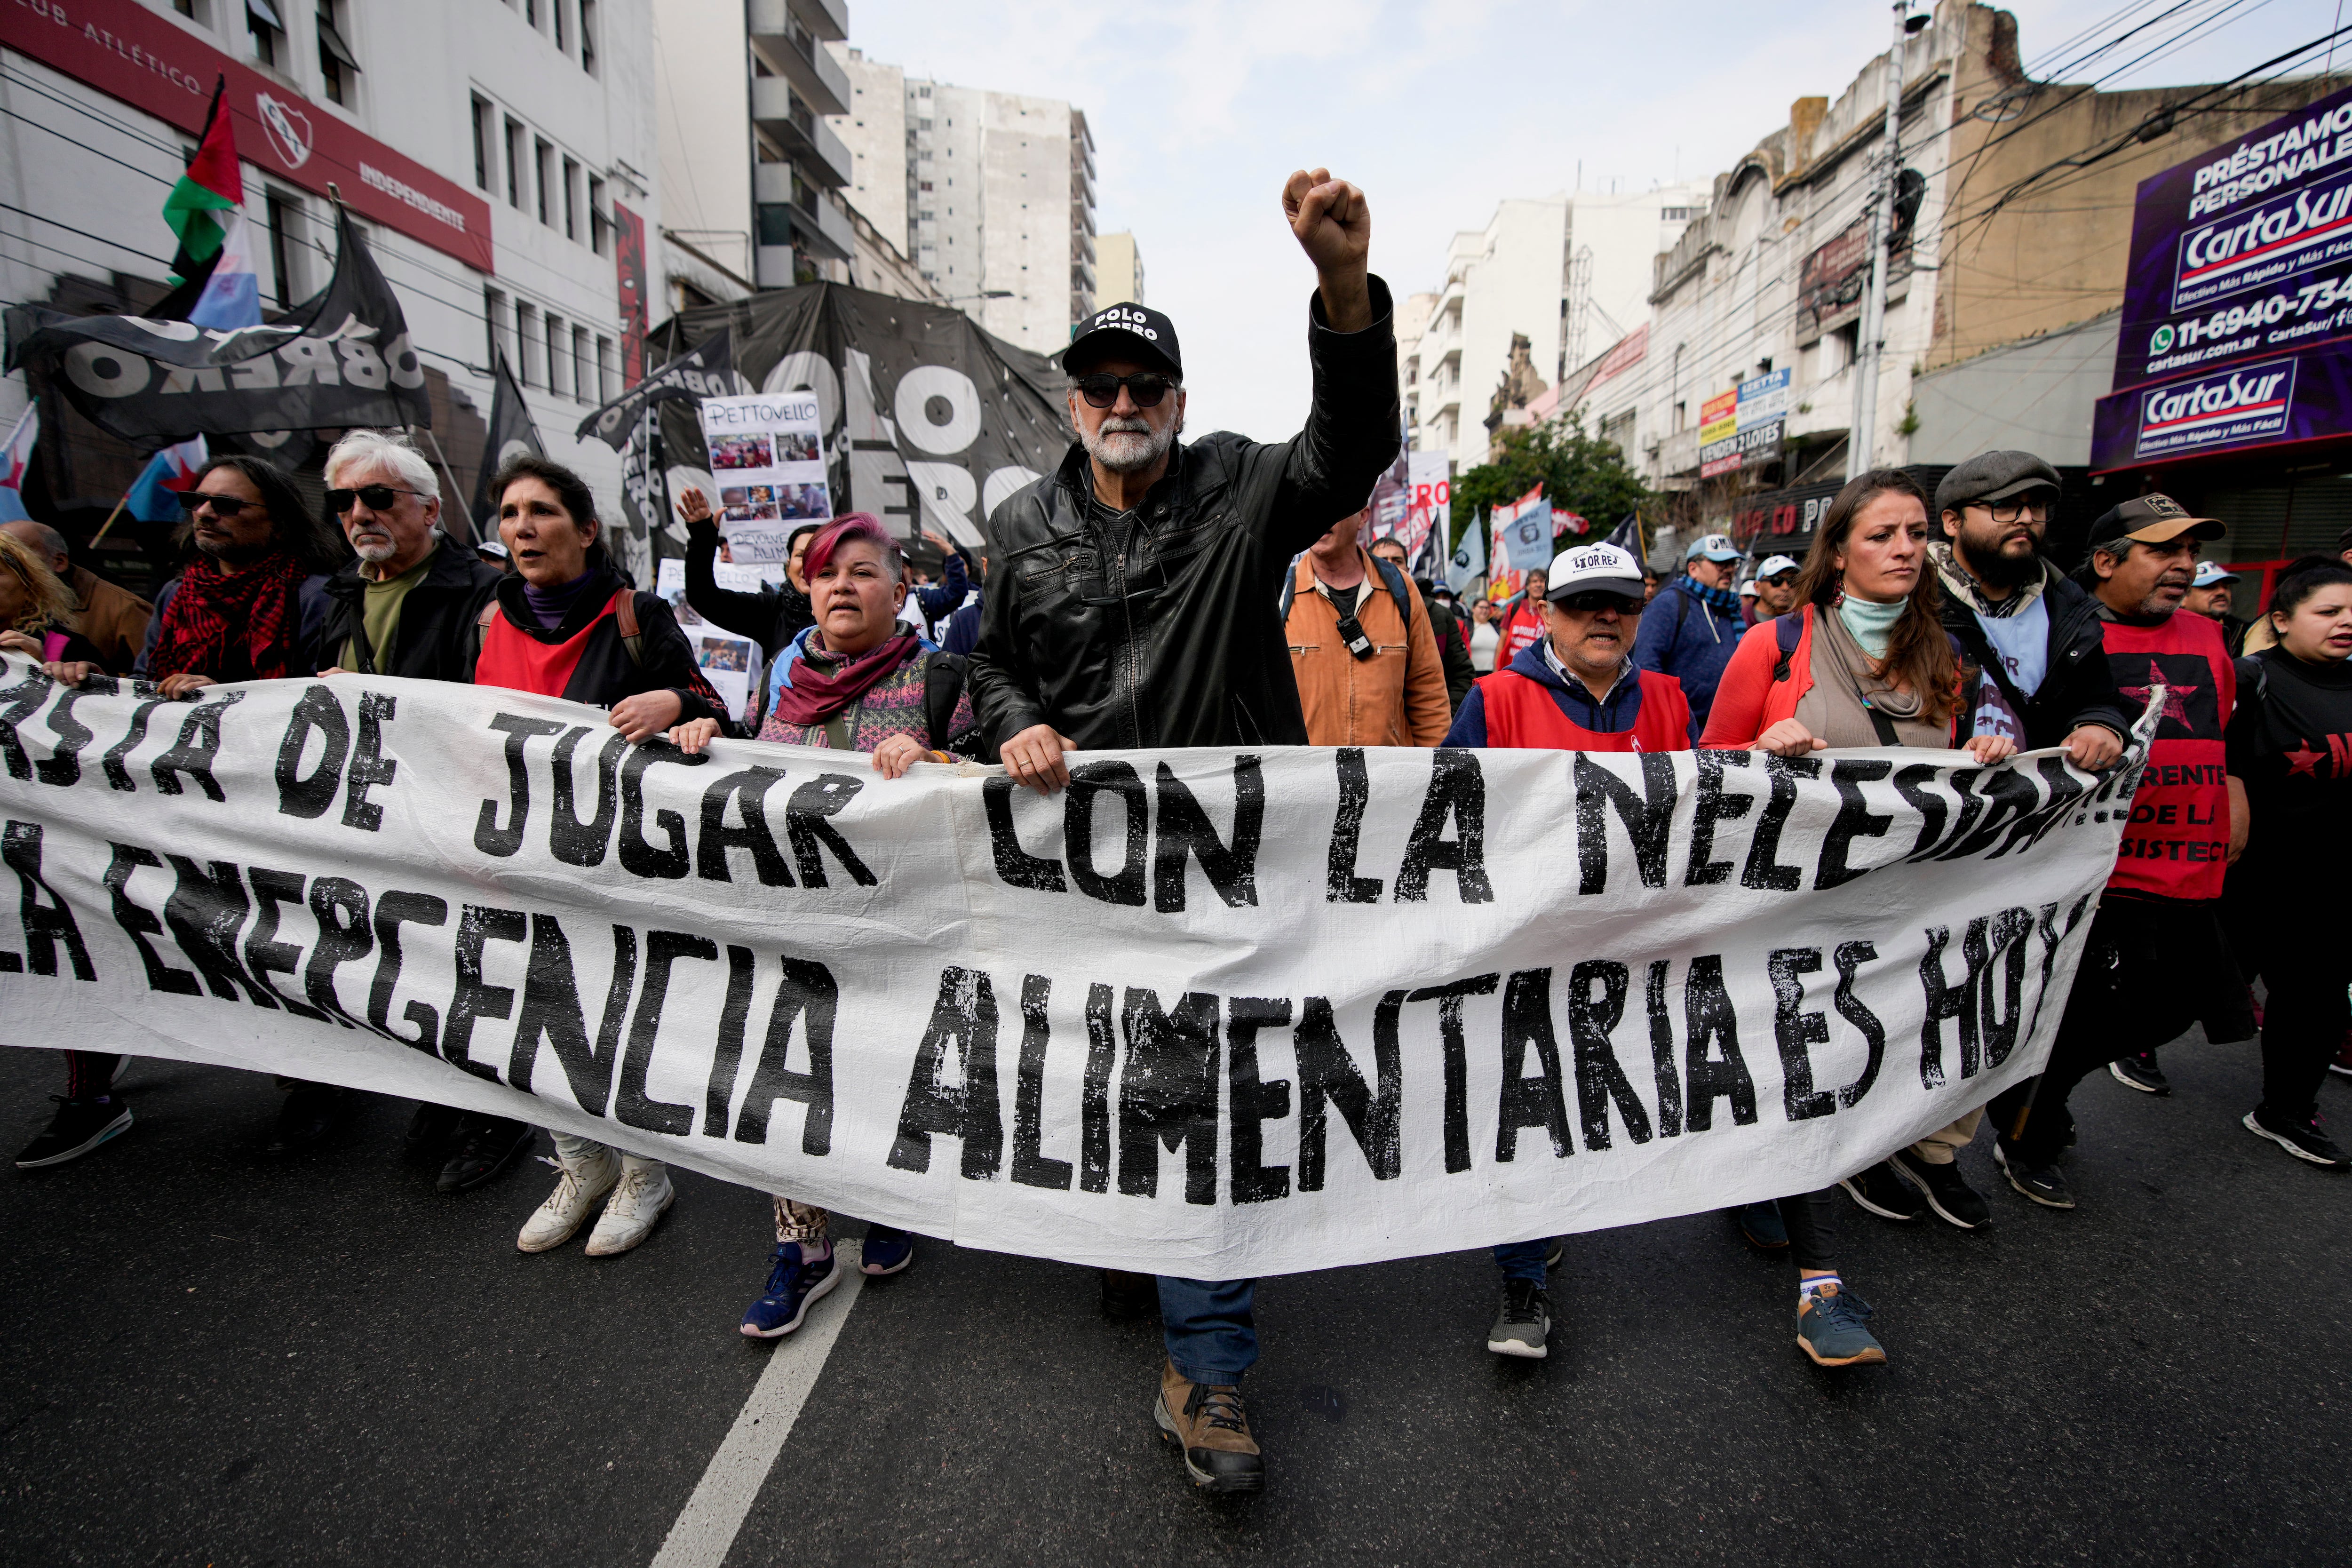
top-left (307, 430), bottom-right (508, 1179)
top-left (968, 166), bottom-right (1399, 1498)
top-left (0, 517), bottom-right (151, 673)
top-left (309, 430), bottom-right (502, 685)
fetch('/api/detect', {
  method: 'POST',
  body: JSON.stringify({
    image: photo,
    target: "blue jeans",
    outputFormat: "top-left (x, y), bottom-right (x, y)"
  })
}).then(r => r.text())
top-left (1158, 1276), bottom-right (1255, 1385)
top-left (1493, 1239), bottom-right (1551, 1284)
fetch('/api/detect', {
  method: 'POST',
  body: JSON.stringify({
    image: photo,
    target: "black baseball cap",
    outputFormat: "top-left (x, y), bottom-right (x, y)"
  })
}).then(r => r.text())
top-left (2085, 492), bottom-right (2224, 549)
top-left (1064, 302), bottom-right (1182, 379)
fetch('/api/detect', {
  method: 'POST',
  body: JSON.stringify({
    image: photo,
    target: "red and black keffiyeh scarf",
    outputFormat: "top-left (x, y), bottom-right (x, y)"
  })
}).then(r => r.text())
top-left (149, 551), bottom-right (310, 682)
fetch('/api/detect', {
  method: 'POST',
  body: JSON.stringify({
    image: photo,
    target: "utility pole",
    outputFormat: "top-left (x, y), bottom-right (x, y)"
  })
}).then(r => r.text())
top-left (1850, 1), bottom-right (1912, 474)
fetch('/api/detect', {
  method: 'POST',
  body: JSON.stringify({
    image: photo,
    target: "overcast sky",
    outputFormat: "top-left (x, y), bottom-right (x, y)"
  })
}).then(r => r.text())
top-left (851, 1), bottom-right (2345, 443)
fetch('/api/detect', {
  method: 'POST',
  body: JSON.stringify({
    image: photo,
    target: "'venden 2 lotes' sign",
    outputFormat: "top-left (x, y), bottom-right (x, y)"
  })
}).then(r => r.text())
top-left (0, 657), bottom-right (2152, 1277)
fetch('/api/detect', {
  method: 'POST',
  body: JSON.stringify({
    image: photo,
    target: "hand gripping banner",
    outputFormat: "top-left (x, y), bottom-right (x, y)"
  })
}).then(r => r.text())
top-left (0, 656), bottom-right (2154, 1277)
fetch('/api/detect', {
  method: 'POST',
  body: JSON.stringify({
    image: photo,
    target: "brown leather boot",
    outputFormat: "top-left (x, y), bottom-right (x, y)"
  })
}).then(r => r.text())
top-left (1154, 1360), bottom-right (1263, 1494)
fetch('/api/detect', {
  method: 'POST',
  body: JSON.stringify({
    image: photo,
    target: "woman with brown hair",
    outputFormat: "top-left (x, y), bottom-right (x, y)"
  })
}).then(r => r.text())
top-left (1700, 468), bottom-right (2017, 1368)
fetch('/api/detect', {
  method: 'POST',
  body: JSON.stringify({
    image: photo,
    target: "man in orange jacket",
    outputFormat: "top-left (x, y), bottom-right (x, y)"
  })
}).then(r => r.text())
top-left (1283, 508), bottom-right (1451, 746)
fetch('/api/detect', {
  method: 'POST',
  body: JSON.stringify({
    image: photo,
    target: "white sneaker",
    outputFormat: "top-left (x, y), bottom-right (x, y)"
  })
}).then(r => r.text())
top-left (585, 1156), bottom-right (675, 1256)
top-left (517, 1143), bottom-right (621, 1253)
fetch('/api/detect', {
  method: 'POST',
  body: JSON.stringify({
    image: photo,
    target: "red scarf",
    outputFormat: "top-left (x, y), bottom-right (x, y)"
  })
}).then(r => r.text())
top-left (767, 630), bottom-right (923, 728)
top-left (151, 551), bottom-right (309, 682)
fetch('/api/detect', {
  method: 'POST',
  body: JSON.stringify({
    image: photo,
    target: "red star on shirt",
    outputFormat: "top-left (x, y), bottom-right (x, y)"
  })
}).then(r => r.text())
top-left (2286, 744), bottom-right (2326, 776)
top-left (2117, 660), bottom-right (2196, 725)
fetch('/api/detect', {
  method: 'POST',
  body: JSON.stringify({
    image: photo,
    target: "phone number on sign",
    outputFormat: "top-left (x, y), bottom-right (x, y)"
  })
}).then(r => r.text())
top-left (2160, 274), bottom-right (2352, 349)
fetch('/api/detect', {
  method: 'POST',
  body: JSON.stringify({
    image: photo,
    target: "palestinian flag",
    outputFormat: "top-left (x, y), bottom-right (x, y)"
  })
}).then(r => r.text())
top-left (162, 77), bottom-right (244, 285)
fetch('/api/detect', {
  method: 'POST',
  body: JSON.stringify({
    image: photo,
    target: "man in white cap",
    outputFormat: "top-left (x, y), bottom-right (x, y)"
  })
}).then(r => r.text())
top-left (1632, 531), bottom-right (1747, 741)
top-left (1445, 541), bottom-right (1690, 751)
top-left (2185, 560), bottom-right (2249, 654)
top-left (1751, 554), bottom-right (1802, 623)
top-left (1443, 540), bottom-right (1689, 1359)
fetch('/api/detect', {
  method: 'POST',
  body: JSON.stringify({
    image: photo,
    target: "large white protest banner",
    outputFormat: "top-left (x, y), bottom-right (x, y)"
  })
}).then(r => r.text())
top-left (0, 655), bottom-right (2151, 1277)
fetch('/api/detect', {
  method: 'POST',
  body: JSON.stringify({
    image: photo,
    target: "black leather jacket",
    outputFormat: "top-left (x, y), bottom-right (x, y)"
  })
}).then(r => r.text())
top-left (967, 279), bottom-right (1401, 749)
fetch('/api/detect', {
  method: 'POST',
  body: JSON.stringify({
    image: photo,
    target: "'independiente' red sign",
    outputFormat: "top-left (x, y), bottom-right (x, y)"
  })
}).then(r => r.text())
top-left (3, 0), bottom-right (494, 274)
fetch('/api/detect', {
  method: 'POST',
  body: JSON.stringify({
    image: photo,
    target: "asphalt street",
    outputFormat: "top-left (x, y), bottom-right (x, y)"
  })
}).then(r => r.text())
top-left (4, 1027), bottom-right (2347, 1567)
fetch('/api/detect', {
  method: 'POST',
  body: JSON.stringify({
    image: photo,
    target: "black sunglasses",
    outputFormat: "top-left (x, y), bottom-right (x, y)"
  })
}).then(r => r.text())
top-left (325, 484), bottom-right (427, 514)
top-left (175, 490), bottom-right (259, 517)
top-left (1073, 372), bottom-right (1175, 409)
top-left (1552, 590), bottom-right (1645, 615)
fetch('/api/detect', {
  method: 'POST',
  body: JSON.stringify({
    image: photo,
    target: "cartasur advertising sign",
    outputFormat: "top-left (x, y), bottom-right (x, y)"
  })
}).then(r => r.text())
top-left (2094, 83), bottom-right (2352, 470)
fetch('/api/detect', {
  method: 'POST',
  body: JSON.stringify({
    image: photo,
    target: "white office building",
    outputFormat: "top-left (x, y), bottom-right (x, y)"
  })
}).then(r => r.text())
top-left (830, 58), bottom-right (1097, 354)
top-left (0, 0), bottom-right (660, 540)
top-left (1401, 184), bottom-right (1707, 474)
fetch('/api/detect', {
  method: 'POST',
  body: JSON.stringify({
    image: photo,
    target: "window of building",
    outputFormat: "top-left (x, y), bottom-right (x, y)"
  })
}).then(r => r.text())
top-left (524, 0), bottom-right (537, 25)
top-left (571, 325), bottom-right (591, 400)
top-left (552, 0), bottom-right (566, 51)
top-left (246, 0), bottom-right (281, 67)
top-left (504, 119), bottom-right (526, 209)
top-left (317, 2), bottom-right (359, 105)
top-left (755, 205), bottom-right (792, 247)
top-left (596, 336), bottom-right (616, 403)
top-left (918, 85), bottom-right (930, 97)
top-left (918, 181), bottom-right (932, 191)
top-left (562, 157), bottom-right (580, 241)
top-left (588, 175), bottom-right (610, 256)
top-left (1673, 401), bottom-right (1687, 432)
top-left (579, 0), bottom-right (597, 73)
top-left (516, 302), bottom-right (541, 386)
top-left (545, 312), bottom-right (565, 395)
top-left (264, 191), bottom-right (302, 308)
top-left (470, 96), bottom-right (494, 191)
top-left (484, 285), bottom-right (508, 367)
top-left (534, 139), bottom-right (555, 226)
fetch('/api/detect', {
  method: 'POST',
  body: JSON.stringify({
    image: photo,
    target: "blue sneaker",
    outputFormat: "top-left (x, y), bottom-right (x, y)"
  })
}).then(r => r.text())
top-left (859, 1224), bottom-right (916, 1275)
top-left (740, 1243), bottom-right (842, 1338)
top-left (1796, 1282), bottom-right (1886, 1367)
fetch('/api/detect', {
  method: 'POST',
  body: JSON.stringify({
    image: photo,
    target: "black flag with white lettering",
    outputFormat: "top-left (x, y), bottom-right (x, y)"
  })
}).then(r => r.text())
top-left (470, 347), bottom-right (543, 532)
top-left (2, 209), bottom-right (431, 441)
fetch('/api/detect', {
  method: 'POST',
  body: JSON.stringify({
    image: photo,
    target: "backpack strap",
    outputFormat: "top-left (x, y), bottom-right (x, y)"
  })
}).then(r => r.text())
top-left (1371, 556), bottom-right (1414, 633)
top-left (613, 589), bottom-right (643, 668)
top-left (1771, 608), bottom-right (1804, 681)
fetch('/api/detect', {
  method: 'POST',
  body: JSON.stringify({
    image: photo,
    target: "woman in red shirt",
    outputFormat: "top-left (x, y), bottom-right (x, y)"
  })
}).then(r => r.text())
top-left (1700, 469), bottom-right (2014, 1369)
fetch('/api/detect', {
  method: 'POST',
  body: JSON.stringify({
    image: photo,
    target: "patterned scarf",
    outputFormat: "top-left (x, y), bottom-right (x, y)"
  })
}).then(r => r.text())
top-left (765, 628), bottom-right (924, 729)
top-left (1674, 572), bottom-right (1742, 616)
top-left (150, 550), bottom-right (309, 682)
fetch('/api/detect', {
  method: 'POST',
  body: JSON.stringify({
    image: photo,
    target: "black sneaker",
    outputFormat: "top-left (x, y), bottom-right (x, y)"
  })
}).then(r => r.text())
top-left (2329, 1035), bottom-right (2352, 1080)
top-left (1993, 1140), bottom-right (2074, 1209)
top-left (2108, 1051), bottom-right (2170, 1096)
top-left (1839, 1161), bottom-right (1927, 1221)
top-left (16, 1096), bottom-right (133, 1169)
top-left (267, 1083), bottom-right (353, 1154)
top-left (435, 1115), bottom-right (536, 1193)
top-left (1100, 1268), bottom-right (1158, 1321)
top-left (405, 1101), bottom-right (462, 1161)
top-left (1889, 1151), bottom-right (1993, 1229)
top-left (2243, 1107), bottom-right (2352, 1171)
top-left (1486, 1277), bottom-right (1552, 1359)
top-left (1732, 1200), bottom-right (1789, 1250)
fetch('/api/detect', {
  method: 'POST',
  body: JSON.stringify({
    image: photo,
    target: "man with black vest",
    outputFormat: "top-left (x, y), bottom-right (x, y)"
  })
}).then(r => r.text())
top-left (969, 167), bottom-right (1399, 1497)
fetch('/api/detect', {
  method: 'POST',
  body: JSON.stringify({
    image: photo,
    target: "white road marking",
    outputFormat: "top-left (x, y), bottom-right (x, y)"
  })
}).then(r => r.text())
top-left (650, 1244), bottom-right (868, 1568)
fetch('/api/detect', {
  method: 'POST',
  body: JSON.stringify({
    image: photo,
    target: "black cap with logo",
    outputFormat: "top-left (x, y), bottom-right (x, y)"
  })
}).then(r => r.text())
top-left (1064, 302), bottom-right (1183, 380)
top-left (2085, 492), bottom-right (2225, 550)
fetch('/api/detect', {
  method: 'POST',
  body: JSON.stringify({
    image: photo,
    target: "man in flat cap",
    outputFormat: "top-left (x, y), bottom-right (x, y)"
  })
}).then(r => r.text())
top-left (1930, 451), bottom-right (2130, 764)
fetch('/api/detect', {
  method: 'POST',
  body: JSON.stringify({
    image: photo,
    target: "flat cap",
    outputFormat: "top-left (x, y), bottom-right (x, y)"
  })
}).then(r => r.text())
top-left (1933, 451), bottom-right (2062, 517)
